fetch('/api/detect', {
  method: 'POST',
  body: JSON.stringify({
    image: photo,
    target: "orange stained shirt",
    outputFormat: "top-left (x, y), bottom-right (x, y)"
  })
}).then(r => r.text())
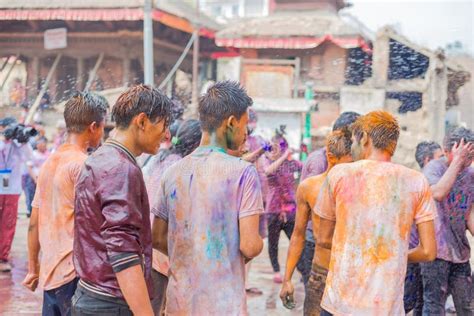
top-left (314, 160), bottom-right (436, 315)
top-left (32, 143), bottom-right (87, 290)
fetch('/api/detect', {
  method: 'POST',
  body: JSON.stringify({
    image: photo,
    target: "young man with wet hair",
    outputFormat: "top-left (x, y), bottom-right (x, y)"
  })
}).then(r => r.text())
top-left (280, 129), bottom-right (353, 315)
top-left (72, 85), bottom-right (173, 316)
top-left (315, 111), bottom-right (437, 315)
top-left (415, 141), bottom-right (444, 169)
top-left (22, 92), bottom-right (107, 316)
top-left (420, 127), bottom-right (474, 315)
top-left (404, 139), bottom-right (444, 315)
top-left (152, 81), bottom-right (264, 315)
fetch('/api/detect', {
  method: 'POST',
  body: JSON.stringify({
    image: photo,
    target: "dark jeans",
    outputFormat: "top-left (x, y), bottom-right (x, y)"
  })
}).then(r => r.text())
top-left (301, 241), bottom-right (315, 285)
top-left (22, 174), bottom-right (36, 217)
top-left (267, 212), bottom-right (305, 275)
top-left (304, 263), bottom-right (328, 316)
top-left (320, 309), bottom-right (333, 316)
top-left (72, 283), bottom-right (132, 316)
top-left (404, 263), bottom-right (423, 316)
top-left (421, 259), bottom-right (473, 316)
top-left (43, 278), bottom-right (79, 316)
top-left (151, 270), bottom-right (168, 315)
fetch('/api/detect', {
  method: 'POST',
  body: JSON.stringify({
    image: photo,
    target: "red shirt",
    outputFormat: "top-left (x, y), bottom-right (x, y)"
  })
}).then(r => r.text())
top-left (73, 140), bottom-right (153, 299)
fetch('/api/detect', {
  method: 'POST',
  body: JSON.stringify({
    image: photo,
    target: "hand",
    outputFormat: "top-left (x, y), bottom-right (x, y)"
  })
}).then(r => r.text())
top-left (279, 280), bottom-right (296, 309)
top-left (22, 272), bottom-right (39, 292)
top-left (284, 149), bottom-right (293, 159)
top-left (261, 141), bottom-right (272, 153)
top-left (452, 138), bottom-right (474, 167)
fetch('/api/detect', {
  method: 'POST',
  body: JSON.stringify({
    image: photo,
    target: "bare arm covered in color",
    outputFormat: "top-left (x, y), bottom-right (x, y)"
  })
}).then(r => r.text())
top-left (116, 265), bottom-right (154, 316)
top-left (408, 220), bottom-right (437, 262)
top-left (22, 207), bottom-right (40, 291)
top-left (152, 217), bottom-right (168, 256)
top-left (239, 214), bottom-right (263, 259)
top-left (280, 180), bottom-right (311, 307)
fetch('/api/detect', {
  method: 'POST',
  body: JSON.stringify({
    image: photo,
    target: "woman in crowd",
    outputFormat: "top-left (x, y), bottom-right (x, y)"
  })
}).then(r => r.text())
top-left (263, 130), bottom-right (304, 283)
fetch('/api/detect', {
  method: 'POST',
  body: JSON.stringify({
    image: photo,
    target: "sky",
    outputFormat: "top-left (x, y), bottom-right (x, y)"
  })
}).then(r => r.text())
top-left (344, 0), bottom-right (474, 55)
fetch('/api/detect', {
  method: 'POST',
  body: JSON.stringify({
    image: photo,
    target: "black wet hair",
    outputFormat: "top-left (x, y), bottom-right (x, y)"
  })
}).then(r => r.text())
top-left (170, 120), bottom-right (183, 140)
top-left (415, 141), bottom-right (441, 168)
top-left (333, 111), bottom-right (361, 131)
top-left (444, 127), bottom-right (474, 152)
top-left (172, 119), bottom-right (202, 157)
top-left (198, 81), bottom-right (252, 132)
top-left (112, 84), bottom-right (173, 129)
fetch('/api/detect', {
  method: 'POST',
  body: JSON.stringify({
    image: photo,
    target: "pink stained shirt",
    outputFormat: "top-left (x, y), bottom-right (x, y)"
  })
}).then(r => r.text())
top-left (32, 143), bottom-right (86, 290)
top-left (315, 160), bottom-right (437, 315)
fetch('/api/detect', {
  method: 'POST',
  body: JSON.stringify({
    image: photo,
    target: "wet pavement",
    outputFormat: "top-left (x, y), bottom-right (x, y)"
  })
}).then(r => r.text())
top-left (2, 205), bottom-right (465, 315)
top-left (0, 204), bottom-right (305, 315)
top-left (0, 216), bottom-right (42, 316)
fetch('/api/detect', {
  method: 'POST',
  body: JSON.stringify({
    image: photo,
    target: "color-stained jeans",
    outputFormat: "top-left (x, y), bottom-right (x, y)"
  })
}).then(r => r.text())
top-left (301, 241), bottom-right (315, 285)
top-left (43, 278), bottom-right (79, 316)
top-left (304, 263), bottom-right (328, 316)
top-left (72, 283), bottom-right (132, 316)
top-left (404, 262), bottom-right (423, 316)
top-left (267, 212), bottom-right (305, 275)
top-left (0, 194), bottom-right (20, 261)
top-left (421, 259), bottom-right (473, 316)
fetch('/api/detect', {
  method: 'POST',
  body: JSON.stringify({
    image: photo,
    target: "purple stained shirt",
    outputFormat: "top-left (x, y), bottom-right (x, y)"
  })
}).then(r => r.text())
top-left (301, 148), bottom-right (328, 181)
top-left (263, 156), bottom-right (302, 213)
top-left (417, 158), bottom-right (474, 263)
top-left (245, 134), bottom-right (269, 200)
top-left (301, 148), bottom-right (328, 241)
top-left (153, 147), bottom-right (264, 315)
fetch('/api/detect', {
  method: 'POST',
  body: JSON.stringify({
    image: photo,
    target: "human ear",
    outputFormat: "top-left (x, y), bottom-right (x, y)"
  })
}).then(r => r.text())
top-left (227, 116), bottom-right (237, 131)
top-left (88, 121), bottom-right (97, 133)
top-left (136, 113), bottom-right (148, 130)
top-left (361, 131), bottom-right (369, 147)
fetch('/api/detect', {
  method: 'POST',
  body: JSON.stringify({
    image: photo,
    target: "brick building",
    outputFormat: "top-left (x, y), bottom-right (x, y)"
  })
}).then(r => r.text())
top-left (0, 0), bottom-right (221, 105)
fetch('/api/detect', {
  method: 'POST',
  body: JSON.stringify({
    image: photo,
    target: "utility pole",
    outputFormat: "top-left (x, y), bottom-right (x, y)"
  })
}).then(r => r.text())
top-left (143, 0), bottom-right (154, 86)
top-left (189, 0), bottom-right (200, 118)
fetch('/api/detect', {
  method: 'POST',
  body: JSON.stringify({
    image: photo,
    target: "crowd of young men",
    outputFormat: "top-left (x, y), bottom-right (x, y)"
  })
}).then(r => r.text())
top-left (19, 80), bottom-right (474, 315)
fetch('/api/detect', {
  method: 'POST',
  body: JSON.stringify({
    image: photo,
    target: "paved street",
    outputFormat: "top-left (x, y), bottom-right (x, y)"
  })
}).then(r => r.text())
top-left (1, 202), bottom-right (467, 315)
top-left (0, 202), bottom-right (305, 315)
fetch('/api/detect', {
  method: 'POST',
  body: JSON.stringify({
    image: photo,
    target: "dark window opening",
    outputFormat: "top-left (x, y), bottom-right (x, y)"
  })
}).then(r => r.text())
top-left (345, 48), bottom-right (372, 85)
top-left (386, 92), bottom-right (422, 113)
top-left (388, 39), bottom-right (429, 80)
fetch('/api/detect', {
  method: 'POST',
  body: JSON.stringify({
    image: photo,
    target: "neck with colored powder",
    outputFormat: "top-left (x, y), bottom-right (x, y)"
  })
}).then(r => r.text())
top-left (67, 132), bottom-right (91, 153)
top-left (112, 128), bottom-right (142, 157)
top-left (366, 149), bottom-right (392, 162)
top-left (200, 130), bottom-right (229, 152)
